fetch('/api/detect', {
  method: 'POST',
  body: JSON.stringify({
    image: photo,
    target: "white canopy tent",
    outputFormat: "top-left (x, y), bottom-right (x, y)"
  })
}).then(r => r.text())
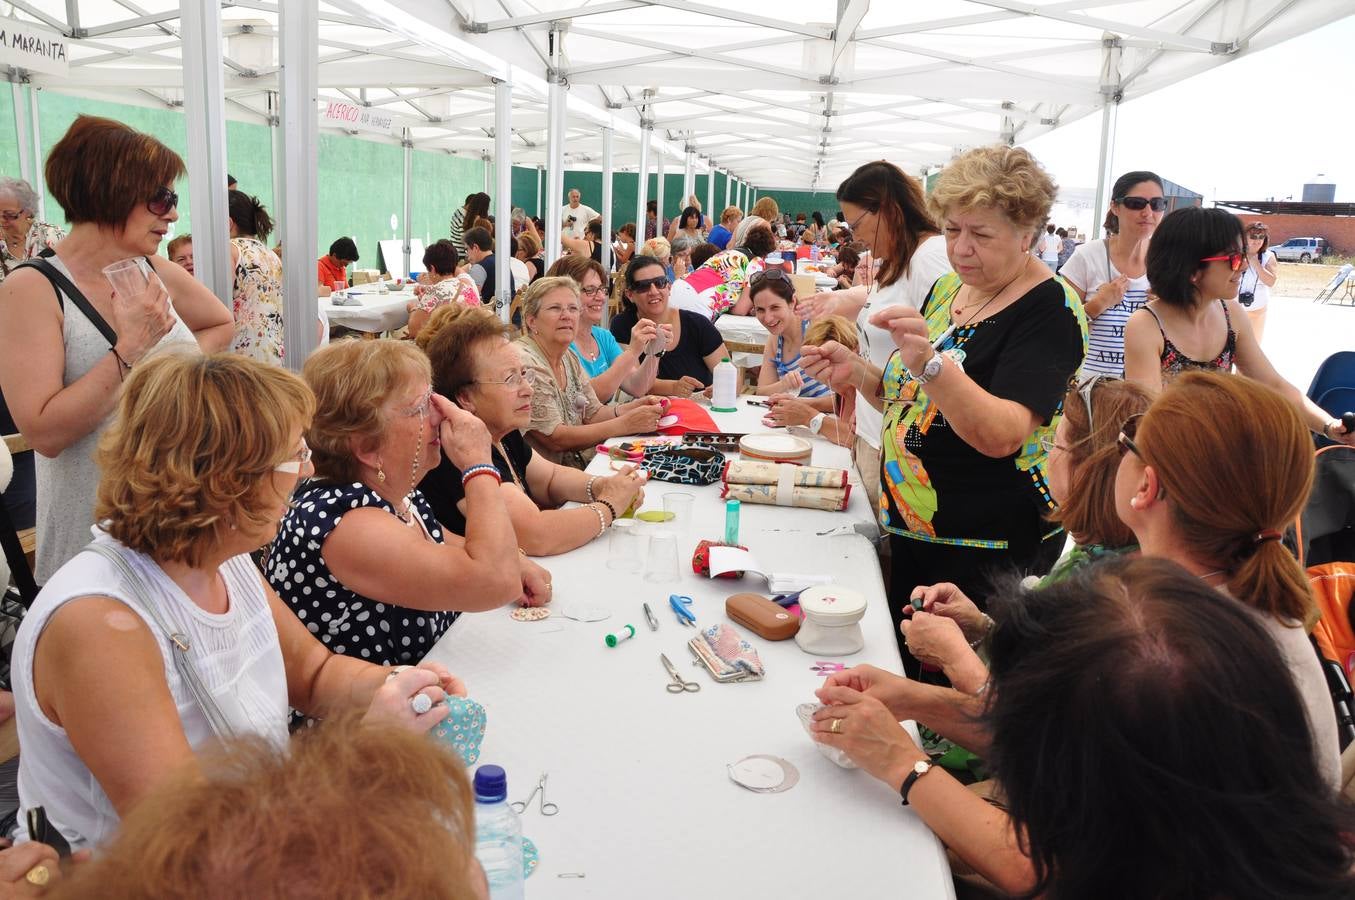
top-left (3, 0), bottom-right (1349, 365)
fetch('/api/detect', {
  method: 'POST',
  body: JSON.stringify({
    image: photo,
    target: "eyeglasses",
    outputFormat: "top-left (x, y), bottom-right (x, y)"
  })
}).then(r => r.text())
top-left (476, 368), bottom-right (536, 389)
top-left (397, 387), bottom-right (434, 418)
top-left (1075, 372), bottom-right (1116, 433)
top-left (1038, 436), bottom-right (1071, 455)
top-left (579, 284), bottom-right (608, 298)
top-left (274, 439), bottom-right (313, 474)
top-left (1115, 196), bottom-right (1168, 212)
top-left (1116, 413), bottom-right (1144, 460)
top-left (539, 303), bottom-right (581, 317)
top-left (0, 209), bottom-right (27, 223)
top-left (147, 187), bottom-right (179, 217)
top-left (847, 208), bottom-right (873, 231)
top-left (629, 275), bottom-right (669, 293)
top-left (1199, 252), bottom-right (1246, 271)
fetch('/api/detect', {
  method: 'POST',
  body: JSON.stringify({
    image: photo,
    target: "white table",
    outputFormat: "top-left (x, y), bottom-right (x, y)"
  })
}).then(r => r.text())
top-left (318, 283), bottom-right (413, 334)
top-left (714, 315), bottom-right (769, 370)
top-left (422, 415), bottom-right (951, 899)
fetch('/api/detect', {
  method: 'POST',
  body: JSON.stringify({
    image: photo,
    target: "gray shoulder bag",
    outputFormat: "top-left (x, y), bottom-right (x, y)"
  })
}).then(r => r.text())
top-left (86, 543), bottom-right (236, 739)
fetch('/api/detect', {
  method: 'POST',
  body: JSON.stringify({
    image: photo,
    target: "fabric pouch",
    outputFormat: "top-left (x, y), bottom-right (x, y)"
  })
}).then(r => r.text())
top-left (688, 623), bottom-right (764, 682)
top-left (431, 696), bottom-right (487, 766)
top-left (692, 539), bottom-right (749, 579)
top-left (643, 445), bottom-right (726, 485)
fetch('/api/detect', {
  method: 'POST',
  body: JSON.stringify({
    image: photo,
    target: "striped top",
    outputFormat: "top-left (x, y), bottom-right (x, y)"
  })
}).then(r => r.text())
top-left (773, 321), bottom-right (830, 398)
top-left (1059, 239), bottom-right (1149, 377)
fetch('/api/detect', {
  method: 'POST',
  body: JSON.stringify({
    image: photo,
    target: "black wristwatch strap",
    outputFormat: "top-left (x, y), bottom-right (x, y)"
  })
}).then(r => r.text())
top-left (899, 763), bottom-right (932, 806)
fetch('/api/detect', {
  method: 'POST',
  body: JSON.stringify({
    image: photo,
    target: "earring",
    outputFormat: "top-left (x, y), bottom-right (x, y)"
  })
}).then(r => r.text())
top-left (377, 459), bottom-right (387, 483)
top-left (1129, 497), bottom-right (1141, 509)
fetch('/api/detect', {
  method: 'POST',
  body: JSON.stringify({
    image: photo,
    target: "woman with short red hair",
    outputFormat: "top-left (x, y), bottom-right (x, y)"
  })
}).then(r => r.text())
top-left (0, 115), bottom-right (233, 581)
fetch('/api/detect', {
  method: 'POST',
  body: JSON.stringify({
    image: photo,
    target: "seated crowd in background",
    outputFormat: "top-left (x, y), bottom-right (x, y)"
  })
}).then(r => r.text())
top-left (3, 113), bottom-right (1355, 899)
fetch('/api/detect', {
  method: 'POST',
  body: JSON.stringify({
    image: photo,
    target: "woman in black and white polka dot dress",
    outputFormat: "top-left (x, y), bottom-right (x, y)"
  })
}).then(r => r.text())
top-left (267, 340), bottom-right (554, 675)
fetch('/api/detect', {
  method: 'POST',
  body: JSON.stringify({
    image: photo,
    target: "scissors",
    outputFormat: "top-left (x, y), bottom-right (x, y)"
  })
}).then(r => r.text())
top-left (661, 653), bottom-right (701, 693)
top-left (510, 772), bottom-right (559, 816)
top-left (669, 594), bottom-right (697, 627)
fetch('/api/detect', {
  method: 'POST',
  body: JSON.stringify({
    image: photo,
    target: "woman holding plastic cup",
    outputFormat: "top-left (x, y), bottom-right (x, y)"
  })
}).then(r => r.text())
top-left (0, 115), bottom-right (233, 582)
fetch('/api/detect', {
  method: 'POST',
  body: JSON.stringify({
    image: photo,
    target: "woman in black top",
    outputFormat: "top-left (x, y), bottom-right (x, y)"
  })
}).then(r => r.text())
top-left (418, 305), bottom-right (645, 554)
top-left (610, 256), bottom-right (730, 398)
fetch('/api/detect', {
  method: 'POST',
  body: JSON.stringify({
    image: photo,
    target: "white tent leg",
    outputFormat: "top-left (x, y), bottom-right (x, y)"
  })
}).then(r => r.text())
top-left (279, 0), bottom-right (319, 370)
top-left (601, 126), bottom-right (614, 276)
top-left (401, 126), bottom-right (413, 277)
top-left (11, 83), bottom-right (32, 186)
top-left (181, 0), bottom-right (231, 303)
top-left (724, 170), bottom-right (731, 209)
top-left (635, 127), bottom-right (650, 247)
top-left (655, 153), bottom-right (665, 239)
top-left (28, 87), bottom-right (45, 222)
top-left (705, 161), bottom-right (715, 224)
top-left (493, 79), bottom-right (513, 320)
top-left (1091, 99), bottom-right (1120, 239)
top-left (682, 149), bottom-right (694, 209)
top-left (544, 26), bottom-right (565, 268)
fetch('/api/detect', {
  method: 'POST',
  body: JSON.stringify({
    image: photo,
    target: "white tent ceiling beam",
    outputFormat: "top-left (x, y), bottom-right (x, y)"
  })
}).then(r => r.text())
top-left (964, 1), bottom-right (1215, 52)
top-left (7, 1), bottom-right (63, 30)
top-left (568, 27), bottom-right (812, 82)
top-left (80, 9), bottom-right (182, 38)
top-left (473, 1), bottom-right (649, 31)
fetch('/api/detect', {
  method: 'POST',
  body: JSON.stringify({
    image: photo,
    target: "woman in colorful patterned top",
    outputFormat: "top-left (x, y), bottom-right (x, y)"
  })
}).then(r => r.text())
top-left (406, 239), bottom-right (479, 341)
top-left (228, 190), bottom-right (284, 365)
top-left (802, 145), bottom-right (1087, 668)
top-left (1124, 207), bottom-right (1354, 445)
top-left (749, 268), bottom-right (831, 408)
top-left (0, 177), bottom-right (64, 284)
top-left (1059, 170), bottom-right (1165, 377)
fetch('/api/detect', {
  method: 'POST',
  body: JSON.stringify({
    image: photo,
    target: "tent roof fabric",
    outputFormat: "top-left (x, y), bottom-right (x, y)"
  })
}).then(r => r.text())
top-left (6, 0), bottom-right (1352, 189)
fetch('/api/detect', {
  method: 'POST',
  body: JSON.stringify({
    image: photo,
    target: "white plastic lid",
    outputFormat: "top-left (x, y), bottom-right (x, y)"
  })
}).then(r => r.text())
top-left (797, 584), bottom-right (867, 621)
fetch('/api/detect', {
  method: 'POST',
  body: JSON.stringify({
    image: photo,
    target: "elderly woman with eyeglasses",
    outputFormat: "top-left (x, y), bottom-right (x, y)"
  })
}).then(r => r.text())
top-left (0, 177), bottom-right (64, 283)
top-left (802, 146), bottom-right (1087, 670)
top-left (611, 256), bottom-right (732, 399)
top-left (1123, 207), bottom-right (1352, 445)
top-left (268, 340), bottom-right (552, 676)
top-left (419, 305), bottom-right (646, 554)
top-left (0, 116), bottom-right (233, 583)
top-left (517, 276), bottom-right (664, 469)
top-left (549, 255), bottom-right (662, 402)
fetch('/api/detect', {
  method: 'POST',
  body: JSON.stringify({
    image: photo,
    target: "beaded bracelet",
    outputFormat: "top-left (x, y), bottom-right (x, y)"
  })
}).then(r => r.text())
top-left (586, 503), bottom-right (608, 537)
top-left (595, 498), bottom-right (619, 523)
top-left (968, 613), bottom-right (996, 649)
top-left (461, 464), bottom-right (502, 487)
top-left (585, 475), bottom-right (598, 503)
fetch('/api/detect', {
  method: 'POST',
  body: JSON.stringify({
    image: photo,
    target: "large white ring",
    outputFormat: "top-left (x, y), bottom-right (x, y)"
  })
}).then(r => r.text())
top-left (410, 693), bottom-right (434, 715)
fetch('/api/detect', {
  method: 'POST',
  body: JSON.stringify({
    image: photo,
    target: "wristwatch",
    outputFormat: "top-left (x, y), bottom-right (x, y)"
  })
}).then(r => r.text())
top-left (899, 759), bottom-right (935, 806)
top-left (912, 351), bottom-right (945, 385)
top-left (808, 412), bottom-right (827, 435)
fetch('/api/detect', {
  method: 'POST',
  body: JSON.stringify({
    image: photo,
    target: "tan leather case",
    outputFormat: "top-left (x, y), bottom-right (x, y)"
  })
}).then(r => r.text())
top-left (725, 592), bottom-right (801, 641)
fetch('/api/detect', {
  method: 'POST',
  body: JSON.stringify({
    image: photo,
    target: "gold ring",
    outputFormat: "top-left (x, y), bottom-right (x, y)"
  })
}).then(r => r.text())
top-left (25, 865), bottom-right (50, 887)
top-left (830, 718), bottom-right (842, 734)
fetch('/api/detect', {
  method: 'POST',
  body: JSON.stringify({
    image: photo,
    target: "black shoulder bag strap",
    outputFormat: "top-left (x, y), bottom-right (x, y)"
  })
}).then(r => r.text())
top-left (14, 258), bottom-right (119, 349)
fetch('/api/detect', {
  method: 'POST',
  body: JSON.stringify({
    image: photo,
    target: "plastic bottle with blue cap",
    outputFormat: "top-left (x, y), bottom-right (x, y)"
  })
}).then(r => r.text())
top-left (473, 765), bottom-right (525, 900)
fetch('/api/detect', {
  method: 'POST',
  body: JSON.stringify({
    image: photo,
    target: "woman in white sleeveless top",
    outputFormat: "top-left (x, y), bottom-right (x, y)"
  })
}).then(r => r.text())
top-left (11, 353), bottom-right (464, 851)
top-left (0, 115), bottom-right (235, 582)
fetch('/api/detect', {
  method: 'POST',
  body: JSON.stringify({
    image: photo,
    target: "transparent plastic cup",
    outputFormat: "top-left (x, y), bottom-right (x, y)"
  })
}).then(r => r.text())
top-left (606, 518), bottom-right (645, 572)
top-left (102, 258), bottom-right (150, 299)
top-left (643, 531), bottom-right (680, 583)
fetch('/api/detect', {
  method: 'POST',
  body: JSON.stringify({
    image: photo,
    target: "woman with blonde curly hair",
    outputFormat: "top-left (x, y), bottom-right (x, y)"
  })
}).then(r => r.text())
top-left (48, 713), bottom-right (488, 900)
top-left (803, 145), bottom-right (1088, 669)
top-left (11, 352), bottom-right (465, 851)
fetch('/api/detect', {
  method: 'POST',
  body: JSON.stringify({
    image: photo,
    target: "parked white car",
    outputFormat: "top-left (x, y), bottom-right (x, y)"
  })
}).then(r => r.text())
top-left (1272, 237), bottom-right (1329, 263)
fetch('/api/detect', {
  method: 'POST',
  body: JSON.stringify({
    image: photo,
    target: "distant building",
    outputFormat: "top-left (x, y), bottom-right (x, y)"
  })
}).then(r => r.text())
top-left (1217, 198), bottom-right (1355, 255)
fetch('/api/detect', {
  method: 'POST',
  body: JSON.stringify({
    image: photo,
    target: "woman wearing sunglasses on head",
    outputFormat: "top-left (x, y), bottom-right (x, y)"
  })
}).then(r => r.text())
top-left (610, 256), bottom-right (731, 399)
top-left (1124, 206), bottom-right (1353, 445)
top-left (1240, 220), bottom-right (1278, 343)
top-left (0, 116), bottom-right (233, 583)
top-left (1059, 170), bottom-right (1165, 377)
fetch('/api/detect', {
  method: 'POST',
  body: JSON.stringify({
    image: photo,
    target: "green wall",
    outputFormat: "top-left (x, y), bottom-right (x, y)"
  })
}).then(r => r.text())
top-left (10, 89), bottom-right (795, 262)
top-left (748, 189), bottom-right (841, 220)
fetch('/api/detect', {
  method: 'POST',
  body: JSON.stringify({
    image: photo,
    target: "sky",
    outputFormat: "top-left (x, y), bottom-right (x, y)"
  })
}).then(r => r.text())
top-left (1024, 15), bottom-right (1355, 207)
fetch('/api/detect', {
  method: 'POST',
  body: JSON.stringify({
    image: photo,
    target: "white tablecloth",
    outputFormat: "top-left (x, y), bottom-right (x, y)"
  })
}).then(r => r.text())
top-left (319, 283), bottom-right (413, 333)
top-left (422, 411), bottom-right (951, 898)
top-left (714, 315), bottom-right (769, 369)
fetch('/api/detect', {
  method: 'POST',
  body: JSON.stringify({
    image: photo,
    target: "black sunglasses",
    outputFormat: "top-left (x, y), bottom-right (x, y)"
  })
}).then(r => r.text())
top-left (750, 267), bottom-right (791, 288)
top-left (629, 275), bottom-right (669, 293)
top-left (147, 187), bottom-right (179, 217)
top-left (1116, 413), bottom-right (1144, 460)
top-left (1116, 196), bottom-right (1168, 212)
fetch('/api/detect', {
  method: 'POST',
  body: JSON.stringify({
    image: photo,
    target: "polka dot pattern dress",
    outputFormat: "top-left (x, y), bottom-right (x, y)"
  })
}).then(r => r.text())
top-left (268, 481), bottom-right (459, 669)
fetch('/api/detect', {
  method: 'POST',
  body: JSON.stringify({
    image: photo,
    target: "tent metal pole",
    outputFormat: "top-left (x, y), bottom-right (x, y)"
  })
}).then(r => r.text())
top-left (401, 126), bottom-right (413, 278)
top-left (705, 161), bottom-right (715, 225)
top-left (180, 0), bottom-right (231, 303)
top-left (724, 170), bottom-right (731, 208)
top-left (544, 26), bottom-right (565, 268)
top-left (535, 165), bottom-right (543, 218)
top-left (11, 82), bottom-right (32, 186)
top-left (278, 0), bottom-right (320, 370)
top-left (601, 126), bottom-right (614, 277)
top-left (268, 90), bottom-right (283, 232)
top-left (494, 78), bottom-right (513, 321)
top-left (28, 86), bottom-right (45, 222)
top-left (635, 126), bottom-right (650, 247)
top-left (1092, 36), bottom-right (1123, 241)
top-left (655, 152), bottom-right (665, 240)
top-left (682, 149), bottom-right (694, 209)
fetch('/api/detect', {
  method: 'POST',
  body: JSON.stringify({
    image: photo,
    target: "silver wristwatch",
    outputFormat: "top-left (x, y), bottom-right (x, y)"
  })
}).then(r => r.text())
top-left (912, 351), bottom-right (945, 385)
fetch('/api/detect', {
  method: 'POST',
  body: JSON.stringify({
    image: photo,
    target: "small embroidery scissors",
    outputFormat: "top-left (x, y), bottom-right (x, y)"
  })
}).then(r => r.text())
top-left (669, 594), bottom-right (697, 627)
top-left (661, 653), bottom-right (701, 693)
top-left (510, 772), bottom-right (560, 816)
top-left (810, 661), bottom-right (847, 676)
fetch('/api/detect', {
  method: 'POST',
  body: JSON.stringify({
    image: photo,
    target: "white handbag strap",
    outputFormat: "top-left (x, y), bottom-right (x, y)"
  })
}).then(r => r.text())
top-left (86, 543), bottom-right (237, 739)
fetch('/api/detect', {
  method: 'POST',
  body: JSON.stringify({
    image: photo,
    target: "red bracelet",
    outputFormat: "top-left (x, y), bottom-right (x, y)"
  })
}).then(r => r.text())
top-left (461, 465), bottom-right (503, 487)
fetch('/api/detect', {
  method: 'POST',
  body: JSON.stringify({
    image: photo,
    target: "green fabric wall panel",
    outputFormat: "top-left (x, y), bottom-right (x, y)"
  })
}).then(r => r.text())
top-left (511, 165), bottom-right (540, 216)
top-left (225, 119), bottom-right (274, 215)
top-left (750, 189), bottom-right (841, 219)
top-left (316, 131), bottom-right (404, 264)
top-left (409, 150), bottom-right (483, 257)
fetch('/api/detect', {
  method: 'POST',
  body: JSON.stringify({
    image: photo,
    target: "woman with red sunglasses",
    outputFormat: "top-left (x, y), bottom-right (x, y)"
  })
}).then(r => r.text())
top-left (1124, 206), bottom-right (1352, 444)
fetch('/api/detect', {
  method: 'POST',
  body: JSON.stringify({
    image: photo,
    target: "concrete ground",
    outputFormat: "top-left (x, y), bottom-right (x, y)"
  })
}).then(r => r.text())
top-left (1258, 294), bottom-right (1354, 392)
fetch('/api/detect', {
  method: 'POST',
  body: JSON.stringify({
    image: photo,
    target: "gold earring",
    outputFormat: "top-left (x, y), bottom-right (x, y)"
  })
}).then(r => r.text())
top-left (377, 459), bottom-right (387, 483)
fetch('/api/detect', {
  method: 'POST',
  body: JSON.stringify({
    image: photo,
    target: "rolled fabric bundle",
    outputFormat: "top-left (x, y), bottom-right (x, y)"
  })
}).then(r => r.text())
top-left (722, 459), bottom-right (848, 489)
top-left (721, 481), bottom-right (850, 512)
